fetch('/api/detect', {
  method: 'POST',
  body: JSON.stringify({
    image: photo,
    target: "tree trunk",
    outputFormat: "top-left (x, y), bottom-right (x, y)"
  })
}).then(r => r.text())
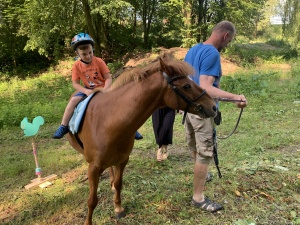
top-left (182, 0), bottom-right (192, 38)
top-left (81, 0), bottom-right (109, 56)
top-left (142, 0), bottom-right (157, 48)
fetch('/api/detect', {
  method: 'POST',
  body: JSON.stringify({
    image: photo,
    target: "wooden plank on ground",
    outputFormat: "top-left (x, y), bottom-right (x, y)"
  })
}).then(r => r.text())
top-left (25, 174), bottom-right (57, 190)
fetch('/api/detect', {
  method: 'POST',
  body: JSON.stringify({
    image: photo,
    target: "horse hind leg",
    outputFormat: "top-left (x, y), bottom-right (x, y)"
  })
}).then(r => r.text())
top-left (111, 158), bottom-right (129, 220)
top-left (84, 164), bottom-right (103, 225)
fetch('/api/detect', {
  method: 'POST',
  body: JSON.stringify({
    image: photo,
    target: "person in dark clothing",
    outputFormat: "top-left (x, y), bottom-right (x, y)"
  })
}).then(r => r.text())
top-left (152, 107), bottom-right (176, 161)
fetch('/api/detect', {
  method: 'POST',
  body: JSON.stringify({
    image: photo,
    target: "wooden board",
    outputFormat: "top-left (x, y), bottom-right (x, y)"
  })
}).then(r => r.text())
top-left (25, 174), bottom-right (57, 190)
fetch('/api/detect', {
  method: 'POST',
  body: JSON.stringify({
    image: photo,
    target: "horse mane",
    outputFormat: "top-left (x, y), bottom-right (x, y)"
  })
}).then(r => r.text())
top-left (109, 54), bottom-right (194, 91)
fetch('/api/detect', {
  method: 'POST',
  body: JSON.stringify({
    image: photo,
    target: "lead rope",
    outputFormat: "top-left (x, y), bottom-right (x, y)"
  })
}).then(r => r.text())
top-left (217, 108), bottom-right (244, 140)
top-left (181, 104), bottom-right (189, 125)
top-left (213, 130), bottom-right (222, 178)
top-left (213, 100), bottom-right (245, 178)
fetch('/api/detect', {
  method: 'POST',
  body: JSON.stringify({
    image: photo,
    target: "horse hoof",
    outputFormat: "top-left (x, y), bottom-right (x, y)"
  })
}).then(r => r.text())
top-left (116, 211), bottom-right (126, 220)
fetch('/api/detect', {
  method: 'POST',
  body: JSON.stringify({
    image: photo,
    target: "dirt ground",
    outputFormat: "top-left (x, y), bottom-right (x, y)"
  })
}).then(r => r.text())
top-left (124, 47), bottom-right (241, 75)
top-left (59, 47), bottom-right (290, 77)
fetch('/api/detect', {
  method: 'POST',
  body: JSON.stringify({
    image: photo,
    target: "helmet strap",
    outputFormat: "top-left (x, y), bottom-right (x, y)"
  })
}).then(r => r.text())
top-left (80, 59), bottom-right (91, 64)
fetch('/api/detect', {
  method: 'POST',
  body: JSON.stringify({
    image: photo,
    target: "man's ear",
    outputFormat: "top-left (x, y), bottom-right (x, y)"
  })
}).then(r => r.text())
top-left (223, 32), bottom-right (229, 40)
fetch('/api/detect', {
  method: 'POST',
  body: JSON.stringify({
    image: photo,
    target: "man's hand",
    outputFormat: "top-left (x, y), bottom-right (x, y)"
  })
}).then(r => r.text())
top-left (234, 95), bottom-right (248, 108)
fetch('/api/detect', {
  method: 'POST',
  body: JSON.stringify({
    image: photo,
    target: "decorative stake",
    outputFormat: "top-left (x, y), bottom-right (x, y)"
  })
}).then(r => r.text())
top-left (20, 116), bottom-right (57, 189)
top-left (32, 141), bottom-right (42, 181)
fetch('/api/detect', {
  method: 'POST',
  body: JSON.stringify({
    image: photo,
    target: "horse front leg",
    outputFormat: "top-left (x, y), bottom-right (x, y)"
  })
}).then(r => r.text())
top-left (84, 163), bottom-right (103, 225)
top-left (109, 167), bottom-right (116, 192)
top-left (112, 158), bottom-right (129, 219)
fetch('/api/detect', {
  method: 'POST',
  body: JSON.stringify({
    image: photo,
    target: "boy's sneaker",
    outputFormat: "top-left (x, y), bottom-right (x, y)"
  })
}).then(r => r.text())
top-left (52, 125), bottom-right (69, 139)
top-left (135, 131), bottom-right (143, 140)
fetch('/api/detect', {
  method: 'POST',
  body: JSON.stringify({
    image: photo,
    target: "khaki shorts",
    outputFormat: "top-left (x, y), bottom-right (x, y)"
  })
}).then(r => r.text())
top-left (184, 113), bottom-right (215, 164)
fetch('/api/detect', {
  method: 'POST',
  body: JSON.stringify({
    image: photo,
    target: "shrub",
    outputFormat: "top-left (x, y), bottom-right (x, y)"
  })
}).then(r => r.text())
top-left (222, 71), bottom-right (279, 98)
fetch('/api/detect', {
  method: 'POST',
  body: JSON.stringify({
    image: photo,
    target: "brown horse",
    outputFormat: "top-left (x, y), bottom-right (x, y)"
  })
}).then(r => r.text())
top-left (67, 55), bottom-right (217, 225)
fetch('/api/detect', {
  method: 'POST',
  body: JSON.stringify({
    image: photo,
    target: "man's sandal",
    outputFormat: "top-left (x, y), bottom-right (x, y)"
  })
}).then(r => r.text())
top-left (191, 197), bottom-right (224, 212)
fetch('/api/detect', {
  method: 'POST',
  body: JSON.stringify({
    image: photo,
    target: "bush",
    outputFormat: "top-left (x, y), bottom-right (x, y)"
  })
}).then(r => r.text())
top-left (0, 51), bottom-right (51, 80)
top-left (222, 71), bottom-right (279, 98)
top-left (225, 42), bottom-right (298, 66)
top-left (0, 73), bottom-right (73, 128)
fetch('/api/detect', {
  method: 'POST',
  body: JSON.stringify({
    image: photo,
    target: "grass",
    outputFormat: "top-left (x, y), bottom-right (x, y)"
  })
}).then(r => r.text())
top-left (0, 56), bottom-right (300, 225)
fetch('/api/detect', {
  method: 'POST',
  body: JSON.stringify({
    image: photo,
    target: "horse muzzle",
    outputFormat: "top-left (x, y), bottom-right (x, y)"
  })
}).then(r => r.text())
top-left (194, 104), bottom-right (217, 118)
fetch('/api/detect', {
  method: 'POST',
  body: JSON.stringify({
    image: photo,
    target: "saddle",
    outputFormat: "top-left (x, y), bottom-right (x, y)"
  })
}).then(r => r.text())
top-left (69, 93), bottom-right (95, 134)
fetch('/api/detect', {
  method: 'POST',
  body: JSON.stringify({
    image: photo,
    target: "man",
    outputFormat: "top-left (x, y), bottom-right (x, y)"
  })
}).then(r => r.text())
top-left (184, 21), bottom-right (248, 212)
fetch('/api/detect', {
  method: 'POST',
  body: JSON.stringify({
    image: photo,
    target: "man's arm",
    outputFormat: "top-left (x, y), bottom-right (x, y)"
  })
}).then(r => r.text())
top-left (199, 75), bottom-right (248, 108)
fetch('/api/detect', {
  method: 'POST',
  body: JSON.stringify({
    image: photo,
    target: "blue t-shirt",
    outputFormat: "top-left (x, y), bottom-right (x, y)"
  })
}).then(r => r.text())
top-left (184, 43), bottom-right (221, 87)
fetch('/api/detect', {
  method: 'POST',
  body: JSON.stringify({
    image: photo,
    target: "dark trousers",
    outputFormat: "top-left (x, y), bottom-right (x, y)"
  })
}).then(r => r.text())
top-left (152, 107), bottom-right (175, 148)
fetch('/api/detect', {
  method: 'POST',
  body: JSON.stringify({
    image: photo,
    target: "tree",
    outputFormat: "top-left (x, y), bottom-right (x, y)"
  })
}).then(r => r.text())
top-left (1, 0), bottom-right (280, 77)
top-left (168, 0), bottom-right (223, 47)
top-left (164, 0), bottom-right (197, 48)
top-left (224, 0), bottom-right (268, 39)
top-left (19, 0), bottom-right (139, 59)
top-left (0, 0), bottom-right (27, 70)
top-left (82, 0), bottom-right (134, 57)
top-left (282, 0), bottom-right (300, 47)
top-left (19, 0), bottom-right (85, 58)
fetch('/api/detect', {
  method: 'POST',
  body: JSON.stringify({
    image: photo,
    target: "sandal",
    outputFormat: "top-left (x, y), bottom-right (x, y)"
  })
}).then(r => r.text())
top-left (191, 197), bottom-right (223, 212)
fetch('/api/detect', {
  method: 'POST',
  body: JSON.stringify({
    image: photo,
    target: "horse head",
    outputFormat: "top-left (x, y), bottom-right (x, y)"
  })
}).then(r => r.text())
top-left (159, 56), bottom-right (217, 119)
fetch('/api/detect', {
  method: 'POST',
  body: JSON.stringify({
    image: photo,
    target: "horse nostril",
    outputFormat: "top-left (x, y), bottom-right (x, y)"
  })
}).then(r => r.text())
top-left (213, 105), bottom-right (217, 112)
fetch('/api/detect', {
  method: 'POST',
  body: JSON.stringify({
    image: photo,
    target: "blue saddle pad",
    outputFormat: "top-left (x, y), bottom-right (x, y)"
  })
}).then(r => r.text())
top-left (69, 93), bottom-right (95, 134)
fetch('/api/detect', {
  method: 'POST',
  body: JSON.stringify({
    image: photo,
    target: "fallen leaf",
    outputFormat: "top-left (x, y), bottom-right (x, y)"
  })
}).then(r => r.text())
top-left (260, 191), bottom-right (274, 201)
top-left (235, 190), bottom-right (242, 197)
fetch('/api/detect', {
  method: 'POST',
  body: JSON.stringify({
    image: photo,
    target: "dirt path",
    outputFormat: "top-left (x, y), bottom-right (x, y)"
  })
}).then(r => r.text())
top-left (124, 47), bottom-right (241, 75)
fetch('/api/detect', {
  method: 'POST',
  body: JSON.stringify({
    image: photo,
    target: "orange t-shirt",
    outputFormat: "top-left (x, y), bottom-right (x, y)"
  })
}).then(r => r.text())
top-left (71, 57), bottom-right (110, 89)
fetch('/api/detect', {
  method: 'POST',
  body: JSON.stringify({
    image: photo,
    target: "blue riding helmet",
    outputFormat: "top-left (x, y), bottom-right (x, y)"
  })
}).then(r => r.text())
top-left (71, 33), bottom-right (94, 51)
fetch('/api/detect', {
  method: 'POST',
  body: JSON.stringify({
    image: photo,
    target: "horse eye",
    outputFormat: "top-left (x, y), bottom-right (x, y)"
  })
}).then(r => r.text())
top-left (183, 84), bottom-right (191, 90)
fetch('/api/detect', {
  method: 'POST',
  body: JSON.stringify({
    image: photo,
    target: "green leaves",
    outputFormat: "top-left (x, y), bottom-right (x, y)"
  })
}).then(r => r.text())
top-left (282, 0), bottom-right (300, 47)
top-left (19, 0), bottom-right (84, 57)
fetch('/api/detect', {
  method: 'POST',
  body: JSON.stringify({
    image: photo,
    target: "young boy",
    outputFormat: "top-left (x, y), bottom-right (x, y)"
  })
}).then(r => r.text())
top-left (52, 33), bottom-right (112, 139)
top-left (53, 32), bottom-right (143, 140)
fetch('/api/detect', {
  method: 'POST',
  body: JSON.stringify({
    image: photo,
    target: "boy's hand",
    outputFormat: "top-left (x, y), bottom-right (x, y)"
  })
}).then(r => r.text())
top-left (85, 89), bottom-right (94, 96)
top-left (92, 87), bottom-right (104, 93)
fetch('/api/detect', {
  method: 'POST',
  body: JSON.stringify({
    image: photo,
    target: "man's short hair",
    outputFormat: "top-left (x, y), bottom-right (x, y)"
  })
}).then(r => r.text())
top-left (213, 21), bottom-right (236, 37)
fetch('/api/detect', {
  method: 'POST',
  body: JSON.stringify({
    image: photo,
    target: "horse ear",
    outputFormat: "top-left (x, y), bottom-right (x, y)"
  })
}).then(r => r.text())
top-left (159, 57), bottom-right (167, 73)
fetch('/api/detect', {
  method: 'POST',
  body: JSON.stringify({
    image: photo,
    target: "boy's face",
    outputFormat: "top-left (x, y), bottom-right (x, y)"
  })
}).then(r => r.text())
top-left (76, 45), bottom-right (93, 63)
